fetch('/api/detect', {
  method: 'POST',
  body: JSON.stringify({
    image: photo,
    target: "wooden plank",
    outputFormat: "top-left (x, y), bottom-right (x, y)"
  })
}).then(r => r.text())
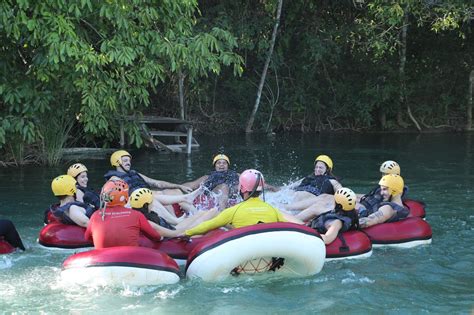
top-left (124, 115), bottom-right (192, 125)
top-left (167, 143), bottom-right (200, 150)
top-left (148, 130), bottom-right (188, 137)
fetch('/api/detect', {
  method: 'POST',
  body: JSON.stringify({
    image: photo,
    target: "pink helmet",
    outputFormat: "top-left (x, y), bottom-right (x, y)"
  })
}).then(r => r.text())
top-left (239, 169), bottom-right (265, 194)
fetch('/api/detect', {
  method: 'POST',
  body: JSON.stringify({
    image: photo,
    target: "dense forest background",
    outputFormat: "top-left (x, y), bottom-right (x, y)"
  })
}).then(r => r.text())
top-left (0, 0), bottom-right (472, 165)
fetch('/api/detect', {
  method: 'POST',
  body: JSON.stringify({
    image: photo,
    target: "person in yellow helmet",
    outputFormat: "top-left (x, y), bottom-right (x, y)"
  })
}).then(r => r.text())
top-left (181, 169), bottom-right (302, 237)
top-left (356, 160), bottom-right (407, 213)
top-left (129, 188), bottom-right (219, 238)
top-left (49, 175), bottom-right (94, 227)
top-left (180, 154), bottom-right (239, 210)
top-left (284, 154), bottom-right (342, 213)
top-left (309, 188), bottom-right (359, 244)
top-left (104, 150), bottom-right (199, 225)
top-left (67, 163), bottom-right (100, 211)
top-left (181, 153), bottom-right (279, 211)
top-left (358, 174), bottom-right (409, 228)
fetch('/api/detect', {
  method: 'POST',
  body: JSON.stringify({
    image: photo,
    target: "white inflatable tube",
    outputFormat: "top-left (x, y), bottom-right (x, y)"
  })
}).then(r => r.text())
top-left (186, 223), bottom-right (326, 282)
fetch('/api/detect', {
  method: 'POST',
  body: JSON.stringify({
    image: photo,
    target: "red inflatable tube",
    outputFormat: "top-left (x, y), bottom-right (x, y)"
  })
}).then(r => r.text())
top-left (63, 246), bottom-right (179, 273)
top-left (326, 230), bottom-right (372, 259)
top-left (38, 223), bottom-right (92, 249)
top-left (0, 238), bottom-right (15, 254)
top-left (61, 246), bottom-right (180, 285)
top-left (404, 199), bottom-right (426, 218)
top-left (363, 217), bottom-right (432, 247)
top-left (139, 229), bottom-right (226, 260)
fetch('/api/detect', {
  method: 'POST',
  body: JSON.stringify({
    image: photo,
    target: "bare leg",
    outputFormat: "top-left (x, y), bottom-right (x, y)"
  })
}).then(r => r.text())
top-left (295, 194), bottom-right (335, 222)
top-left (213, 183), bottom-right (230, 210)
top-left (285, 191), bottom-right (319, 211)
top-left (282, 213), bottom-right (305, 225)
top-left (149, 200), bottom-right (183, 225)
top-left (175, 208), bottom-right (219, 230)
top-left (152, 189), bottom-right (200, 205)
top-left (149, 221), bottom-right (181, 238)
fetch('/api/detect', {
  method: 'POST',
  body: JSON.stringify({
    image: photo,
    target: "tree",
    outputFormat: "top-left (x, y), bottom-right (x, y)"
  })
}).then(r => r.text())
top-left (0, 0), bottom-right (242, 164)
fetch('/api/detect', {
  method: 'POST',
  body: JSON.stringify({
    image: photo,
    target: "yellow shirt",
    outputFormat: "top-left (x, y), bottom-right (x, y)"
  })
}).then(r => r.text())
top-left (185, 197), bottom-right (287, 236)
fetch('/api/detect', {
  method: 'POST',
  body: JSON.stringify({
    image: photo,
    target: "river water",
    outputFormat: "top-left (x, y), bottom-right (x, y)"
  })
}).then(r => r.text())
top-left (0, 133), bottom-right (473, 314)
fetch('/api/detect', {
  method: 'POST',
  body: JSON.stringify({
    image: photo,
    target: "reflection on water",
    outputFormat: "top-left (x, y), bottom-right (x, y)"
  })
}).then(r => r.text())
top-left (0, 133), bottom-right (473, 313)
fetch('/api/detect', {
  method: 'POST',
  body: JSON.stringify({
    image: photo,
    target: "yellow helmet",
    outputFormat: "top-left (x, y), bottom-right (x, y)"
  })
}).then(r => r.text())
top-left (110, 150), bottom-right (131, 167)
top-left (129, 188), bottom-right (153, 209)
top-left (51, 175), bottom-right (77, 196)
top-left (212, 154), bottom-right (230, 166)
top-left (380, 160), bottom-right (400, 175)
top-left (334, 187), bottom-right (356, 211)
top-left (67, 163), bottom-right (88, 178)
top-left (315, 155), bottom-right (333, 171)
top-left (379, 174), bottom-right (404, 196)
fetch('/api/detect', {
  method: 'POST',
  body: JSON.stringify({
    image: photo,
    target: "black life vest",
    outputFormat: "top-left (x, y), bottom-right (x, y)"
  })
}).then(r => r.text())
top-left (310, 209), bottom-right (358, 234)
top-left (77, 185), bottom-right (100, 210)
top-left (359, 186), bottom-right (410, 223)
top-left (359, 186), bottom-right (383, 216)
top-left (50, 201), bottom-right (95, 225)
top-left (295, 174), bottom-right (336, 196)
top-left (381, 201), bottom-right (410, 223)
top-left (104, 170), bottom-right (150, 193)
top-left (203, 170), bottom-right (240, 198)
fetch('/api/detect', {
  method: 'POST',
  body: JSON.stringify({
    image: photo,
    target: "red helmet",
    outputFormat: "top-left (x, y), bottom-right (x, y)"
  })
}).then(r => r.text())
top-left (239, 169), bottom-right (265, 194)
top-left (101, 179), bottom-right (129, 207)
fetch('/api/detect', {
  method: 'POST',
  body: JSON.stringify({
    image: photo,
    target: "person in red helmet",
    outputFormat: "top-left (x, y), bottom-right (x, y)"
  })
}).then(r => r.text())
top-left (182, 169), bottom-right (302, 237)
top-left (85, 179), bottom-right (161, 249)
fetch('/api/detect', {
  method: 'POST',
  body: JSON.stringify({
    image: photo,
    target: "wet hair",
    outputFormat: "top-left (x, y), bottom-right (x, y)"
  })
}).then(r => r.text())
top-left (335, 204), bottom-right (360, 230)
top-left (132, 203), bottom-right (150, 213)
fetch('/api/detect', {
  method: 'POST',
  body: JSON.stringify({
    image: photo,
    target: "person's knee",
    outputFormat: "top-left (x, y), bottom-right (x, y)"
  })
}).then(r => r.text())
top-left (214, 184), bottom-right (229, 194)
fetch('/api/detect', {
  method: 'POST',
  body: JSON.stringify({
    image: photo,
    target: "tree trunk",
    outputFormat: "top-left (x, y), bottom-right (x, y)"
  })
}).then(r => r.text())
top-left (467, 69), bottom-right (473, 131)
top-left (178, 70), bottom-right (185, 120)
top-left (399, 10), bottom-right (421, 131)
top-left (246, 0), bottom-right (283, 133)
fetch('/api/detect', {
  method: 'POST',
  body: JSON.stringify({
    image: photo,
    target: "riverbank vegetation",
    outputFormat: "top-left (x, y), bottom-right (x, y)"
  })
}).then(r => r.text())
top-left (0, 1), bottom-right (472, 165)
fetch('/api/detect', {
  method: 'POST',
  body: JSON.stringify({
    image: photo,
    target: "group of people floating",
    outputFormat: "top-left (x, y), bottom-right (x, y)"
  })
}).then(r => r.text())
top-left (1, 150), bottom-right (409, 252)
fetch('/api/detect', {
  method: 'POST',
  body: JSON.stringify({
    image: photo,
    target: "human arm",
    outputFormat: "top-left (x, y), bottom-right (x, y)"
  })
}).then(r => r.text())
top-left (68, 205), bottom-right (89, 228)
top-left (330, 179), bottom-right (343, 192)
top-left (84, 214), bottom-right (95, 240)
top-left (184, 207), bottom-right (235, 236)
top-left (139, 173), bottom-right (193, 193)
top-left (75, 188), bottom-right (85, 203)
top-left (359, 205), bottom-right (395, 229)
top-left (182, 175), bottom-right (208, 190)
top-left (320, 220), bottom-right (343, 244)
top-left (138, 212), bottom-right (162, 241)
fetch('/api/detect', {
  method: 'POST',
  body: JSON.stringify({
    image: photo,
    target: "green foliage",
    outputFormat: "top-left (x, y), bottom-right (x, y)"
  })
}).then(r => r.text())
top-left (0, 0), bottom-right (471, 163)
top-left (0, 0), bottom-right (242, 164)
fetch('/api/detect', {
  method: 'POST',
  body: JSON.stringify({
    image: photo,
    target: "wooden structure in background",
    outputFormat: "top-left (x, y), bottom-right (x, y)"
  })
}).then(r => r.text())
top-left (120, 116), bottom-right (199, 154)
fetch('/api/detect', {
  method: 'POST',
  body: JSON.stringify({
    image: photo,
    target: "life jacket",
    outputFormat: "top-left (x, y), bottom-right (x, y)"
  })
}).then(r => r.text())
top-left (359, 187), bottom-right (383, 216)
top-left (203, 170), bottom-right (240, 199)
top-left (50, 201), bottom-right (95, 225)
top-left (310, 209), bottom-right (358, 234)
top-left (295, 174), bottom-right (336, 196)
top-left (136, 208), bottom-right (175, 231)
top-left (360, 185), bottom-right (410, 220)
top-left (104, 170), bottom-right (150, 193)
top-left (77, 185), bottom-right (100, 210)
top-left (381, 201), bottom-right (410, 223)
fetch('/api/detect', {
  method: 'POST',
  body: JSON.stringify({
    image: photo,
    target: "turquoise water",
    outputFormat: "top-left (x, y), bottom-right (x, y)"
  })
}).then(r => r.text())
top-left (1, 133), bottom-right (473, 313)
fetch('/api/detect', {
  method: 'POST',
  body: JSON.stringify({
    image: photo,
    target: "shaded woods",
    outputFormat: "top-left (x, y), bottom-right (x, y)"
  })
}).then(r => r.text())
top-left (0, 1), bottom-right (472, 165)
